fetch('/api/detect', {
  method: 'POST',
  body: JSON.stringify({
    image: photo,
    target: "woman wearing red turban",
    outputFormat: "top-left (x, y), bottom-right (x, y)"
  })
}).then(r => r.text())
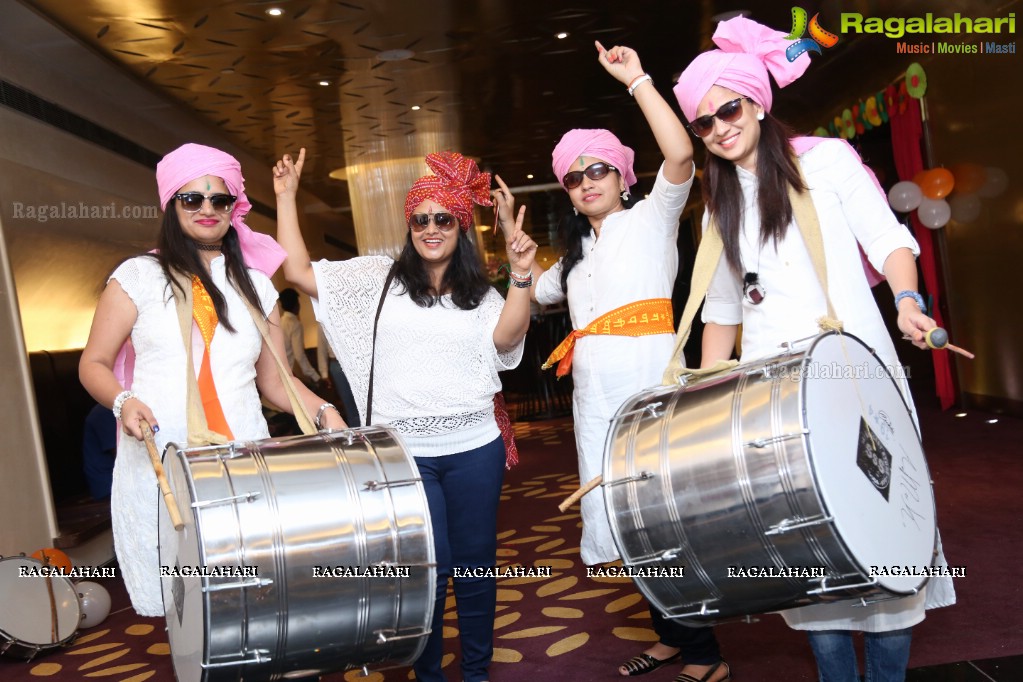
top-left (274, 148), bottom-right (535, 682)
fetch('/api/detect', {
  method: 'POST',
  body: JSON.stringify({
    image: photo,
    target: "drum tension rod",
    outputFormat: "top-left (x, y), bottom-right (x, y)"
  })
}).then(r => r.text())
top-left (809, 574), bottom-right (878, 595)
top-left (375, 627), bottom-right (431, 644)
top-left (201, 649), bottom-right (272, 668)
top-left (744, 429), bottom-right (809, 449)
top-left (614, 402), bottom-right (664, 420)
top-left (202, 577), bottom-right (274, 592)
top-left (363, 478), bottom-right (422, 491)
top-left (764, 514), bottom-right (832, 535)
top-left (604, 471), bottom-right (655, 487)
top-left (191, 491), bottom-right (261, 508)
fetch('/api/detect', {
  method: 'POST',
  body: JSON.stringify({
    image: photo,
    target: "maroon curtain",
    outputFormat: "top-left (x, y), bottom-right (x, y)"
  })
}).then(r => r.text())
top-left (888, 92), bottom-right (955, 410)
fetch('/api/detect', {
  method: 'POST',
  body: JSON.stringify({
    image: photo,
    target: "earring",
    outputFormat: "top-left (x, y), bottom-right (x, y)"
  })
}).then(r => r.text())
top-left (621, 189), bottom-right (631, 202)
top-left (573, 207), bottom-right (578, 216)
top-left (756, 111), bottom-right (765, 121)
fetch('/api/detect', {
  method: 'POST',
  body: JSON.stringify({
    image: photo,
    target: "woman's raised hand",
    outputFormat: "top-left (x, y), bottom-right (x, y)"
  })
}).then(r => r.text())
top-left (492, 175), bottom-right (535, 275)
top-left (273, 148), bottom-right (306, 197)
top-left (595, 41), bottom-right (645, 87)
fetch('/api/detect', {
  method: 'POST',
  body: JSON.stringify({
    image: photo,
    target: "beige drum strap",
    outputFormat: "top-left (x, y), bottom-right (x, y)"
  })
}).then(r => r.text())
top-left (661, 168), bottom-right (843, 386)
top-left (171, 269), bottom-right (316, 445)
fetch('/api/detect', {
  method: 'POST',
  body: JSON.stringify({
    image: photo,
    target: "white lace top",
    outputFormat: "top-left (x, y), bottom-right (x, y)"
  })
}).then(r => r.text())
top-left (312, 256), bottom-right (523, 457)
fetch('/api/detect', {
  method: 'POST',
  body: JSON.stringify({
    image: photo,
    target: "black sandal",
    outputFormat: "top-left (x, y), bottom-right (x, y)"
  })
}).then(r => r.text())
top-left (674, 659), bottom-right (731, 682)
top-left (619, 651), bottom-right (682, 676)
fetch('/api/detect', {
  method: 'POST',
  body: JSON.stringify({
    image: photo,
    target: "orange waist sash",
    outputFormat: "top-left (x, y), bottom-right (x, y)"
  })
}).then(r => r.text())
top-left (542, 298), bottom-right (674, 377)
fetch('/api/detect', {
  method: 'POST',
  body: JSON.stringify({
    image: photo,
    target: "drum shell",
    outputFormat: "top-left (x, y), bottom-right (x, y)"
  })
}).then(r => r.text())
top-left (604, 333), bottom-right (935, 622)
top-left (160, 426), bottom-right (434, 681)
top-left (0, 556), bottom-right (81, 660)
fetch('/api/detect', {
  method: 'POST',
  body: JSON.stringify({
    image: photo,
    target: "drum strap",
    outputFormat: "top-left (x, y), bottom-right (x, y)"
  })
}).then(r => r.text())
top-left (366, 264), bottom-right (398, 426)
top-left (170, 269), bottom-right (316, 444)
top-left (662, 167), bottom-right (842, 386)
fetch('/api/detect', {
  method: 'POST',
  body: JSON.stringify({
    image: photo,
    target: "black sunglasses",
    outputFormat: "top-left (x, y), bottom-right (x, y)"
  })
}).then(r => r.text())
top-left (687, 97), bottom-right (754, 137)
top-left (409, 212), bottom-right (457, 231)
top-left (174, 192), bottom-right (237, 214)
top-left (562, 162), bottom-right (618, 190)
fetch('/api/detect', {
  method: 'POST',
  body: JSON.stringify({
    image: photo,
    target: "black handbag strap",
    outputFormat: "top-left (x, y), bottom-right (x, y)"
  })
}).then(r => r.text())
top-left (366, 264), bottom-right (397, 425)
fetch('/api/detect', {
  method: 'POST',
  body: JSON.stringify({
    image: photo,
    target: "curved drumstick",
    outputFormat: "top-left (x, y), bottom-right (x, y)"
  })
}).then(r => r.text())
top-left (141, 420), bottom-right (185, 531)
top-left (558, 475), bottom-right (603, 513)
top-left (905, 328), bottom-right (975, 359)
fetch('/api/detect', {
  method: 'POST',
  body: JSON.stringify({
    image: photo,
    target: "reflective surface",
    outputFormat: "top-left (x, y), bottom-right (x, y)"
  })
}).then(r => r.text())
top-left (159, 426), bottom-right (434, 681)
top-left (605, 333), bottom-right (936, 622)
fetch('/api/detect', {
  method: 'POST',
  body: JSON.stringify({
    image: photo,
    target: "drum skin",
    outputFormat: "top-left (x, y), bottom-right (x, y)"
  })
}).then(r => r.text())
top-left (0, 556), bottom-right (81, 660)
top-left (604, 333), bottom-right (937, 622)
top-left (159, 426), bottom-right (434, 681)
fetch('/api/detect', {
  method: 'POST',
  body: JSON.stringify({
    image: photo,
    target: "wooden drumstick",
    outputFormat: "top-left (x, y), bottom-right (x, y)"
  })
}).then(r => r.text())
top-left (141, 420), bottom-right (185, 531)
top-left (558, 475), bottom-right (604, 513)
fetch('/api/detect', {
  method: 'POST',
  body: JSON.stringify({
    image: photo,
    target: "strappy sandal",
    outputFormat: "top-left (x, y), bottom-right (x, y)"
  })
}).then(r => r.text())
top-left (619, 651), bottom-right (682, 676)
top-left (674, 659), bottom-right (731, 682)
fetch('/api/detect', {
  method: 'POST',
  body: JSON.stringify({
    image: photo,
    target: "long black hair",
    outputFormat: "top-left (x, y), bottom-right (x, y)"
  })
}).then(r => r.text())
top-left (703, 112), bottom-right (805, 276)
top-left (557, 173), bottom-right (636, 293)
top-left (146, 198), bottom-right (265, 332)
top-left (392, 228), bottom-right (491, 310)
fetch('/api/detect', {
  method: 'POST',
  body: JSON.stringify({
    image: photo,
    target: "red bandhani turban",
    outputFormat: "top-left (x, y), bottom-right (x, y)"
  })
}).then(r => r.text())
top-left (404, 151), bottom-right (493, 232)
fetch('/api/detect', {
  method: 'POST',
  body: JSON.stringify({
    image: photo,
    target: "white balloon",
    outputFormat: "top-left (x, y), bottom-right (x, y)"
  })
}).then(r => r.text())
top-left (949, 193), bottom-right (982, 223)
top-left (887, 180), bottom-right (923, 212)
top-left (917, 197), bottom-right (952, 229)
top-left (76, 581), bottom-right (112, 628)
top-left (978, 166), bottom-right (1008, 198)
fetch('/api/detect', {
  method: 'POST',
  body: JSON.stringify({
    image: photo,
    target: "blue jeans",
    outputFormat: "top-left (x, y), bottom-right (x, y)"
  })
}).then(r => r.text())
top-left (807, 629), bottom-right (913, 682)
top-left (413, 437), bottom-right (506, 682)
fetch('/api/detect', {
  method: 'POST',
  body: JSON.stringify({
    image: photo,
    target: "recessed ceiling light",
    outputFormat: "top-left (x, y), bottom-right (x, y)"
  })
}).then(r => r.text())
top-left (265, 7), bottom-right (284, 16)
top-left (955, 412), bottom-right (967, 417)
top-left (556, 32), bottom-right (569, 39)
top-left (410, 105), bottom-right (421, 111)
top-left (987, 418), bottom-right (999, 424)
top-left (527, 174), bottom-right (534, 179)
top-left (318, 80), bottom-right (329, 86)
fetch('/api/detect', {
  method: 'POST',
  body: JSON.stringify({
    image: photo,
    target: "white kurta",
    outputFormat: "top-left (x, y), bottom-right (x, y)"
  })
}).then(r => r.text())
top-left (702, 138), bottom-right (955, 631)
top-left (535, 163), bottom-right (694, 565)
top-left (110, 256), bottom-right (278, 616)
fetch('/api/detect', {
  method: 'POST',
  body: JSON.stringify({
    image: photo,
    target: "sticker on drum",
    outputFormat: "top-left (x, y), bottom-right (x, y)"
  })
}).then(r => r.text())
top-left (801, 333), bottom-right (936, 594)
top-left (0, 556), bottom-right (81, 659)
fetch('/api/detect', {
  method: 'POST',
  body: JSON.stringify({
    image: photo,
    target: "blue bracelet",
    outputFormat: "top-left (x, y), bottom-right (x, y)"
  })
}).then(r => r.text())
top-left (894, 290), bottom-right (926, 313)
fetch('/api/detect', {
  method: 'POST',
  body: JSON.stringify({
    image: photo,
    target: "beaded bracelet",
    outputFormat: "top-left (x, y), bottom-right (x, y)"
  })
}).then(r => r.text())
top-left (510, 277), bottom-right (533, 289)
top-left (112, 390), bottom-right (137, 421)
top-left (628, 74), bottom-right (653, 97)
top-left (509, 269), bottom-right (533, 281)
top-left (894, 290), bottom-right (926, 313)
top-left (315, 402), bottom-right (339, 430)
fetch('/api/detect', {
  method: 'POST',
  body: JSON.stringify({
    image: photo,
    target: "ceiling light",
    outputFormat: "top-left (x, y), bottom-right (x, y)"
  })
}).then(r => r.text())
top-left (987, 418), bottom-right (999, 424)
top-left (319, 80), bottom-right (330, 86)
top-left (955, 412), bottom-right (967, 417)
top-left (265, 7), bottom-right (284, 16)
top-left (556, 32), bottom-right (569, 39)
top-left (410, 105), bottom-right (421, 111)
top-left (527, 174), bottom-right (534, 179)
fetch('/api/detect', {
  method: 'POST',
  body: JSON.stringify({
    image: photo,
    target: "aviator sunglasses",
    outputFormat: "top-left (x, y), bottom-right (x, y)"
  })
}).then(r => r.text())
top-left (687, 97), bottom-right (754, 137)
top-left (174, 192), bottom-right (237, 214)
top-left (562, 162), bottom-right (618, 190)
top-left (409, 212), bottom-right (458, 232)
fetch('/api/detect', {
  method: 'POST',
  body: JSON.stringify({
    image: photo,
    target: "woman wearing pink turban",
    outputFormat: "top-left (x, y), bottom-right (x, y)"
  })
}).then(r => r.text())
top-left (675, 16), bottom-right (955, 682)
top-left (79, 143), bottom-right (344, 616)
top-left (274, 148), bottom-right (535, 682)
top-left (503, 42), bottom-right (730, 682)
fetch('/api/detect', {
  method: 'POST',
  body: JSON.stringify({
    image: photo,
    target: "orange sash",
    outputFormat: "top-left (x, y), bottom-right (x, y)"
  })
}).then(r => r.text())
top-left (191, 276), bottom-right (234, 439)
top-left (542, 298), bottom-right (674, 378)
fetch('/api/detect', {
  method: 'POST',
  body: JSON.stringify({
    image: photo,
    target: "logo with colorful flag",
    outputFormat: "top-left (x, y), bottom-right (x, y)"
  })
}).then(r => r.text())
top-left (786, 7), bottom-right (839, 61)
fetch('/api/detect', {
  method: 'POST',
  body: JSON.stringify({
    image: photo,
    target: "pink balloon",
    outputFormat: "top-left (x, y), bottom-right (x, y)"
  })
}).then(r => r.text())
top-left (917, 198), bottom-right (951, 229)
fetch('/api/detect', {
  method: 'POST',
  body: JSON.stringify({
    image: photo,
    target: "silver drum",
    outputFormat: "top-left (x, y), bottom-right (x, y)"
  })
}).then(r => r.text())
top-left (604, 332), bottom-right (936, 622)
top-left (158, 426), bottom-right (434, 681)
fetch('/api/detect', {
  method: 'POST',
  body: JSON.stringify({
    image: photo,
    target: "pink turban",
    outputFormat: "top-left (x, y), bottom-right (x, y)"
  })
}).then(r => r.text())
top-left (156, 143), bottom-right (286, 277)
top-left (404, 151), bottom-right (492, 231)
top-left (673, 16), bottom-right (811, 122)
top-left (552, 129), bottom-right (637, 189)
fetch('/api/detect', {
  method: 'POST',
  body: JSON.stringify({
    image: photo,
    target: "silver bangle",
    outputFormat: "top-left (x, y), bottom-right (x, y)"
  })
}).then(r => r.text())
top-left (628, 74), bottom-right (653, 97)
top-left (315, 402), bottom-right (338, 430)
top-left (112, 390), bottom-right (137, 421)
top-left (509, 269), bottom-right (533, 280)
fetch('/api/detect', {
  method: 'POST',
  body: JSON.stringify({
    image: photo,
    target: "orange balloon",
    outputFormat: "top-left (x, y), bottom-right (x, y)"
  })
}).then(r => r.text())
top-left (32, 548), bottom-right (72, 571)
top-left (921, 167), bottom-right (955, 199)
top-left (913, 169), bottom-right (931, 187)
top-left (950, 163), bottom-right (986, 195)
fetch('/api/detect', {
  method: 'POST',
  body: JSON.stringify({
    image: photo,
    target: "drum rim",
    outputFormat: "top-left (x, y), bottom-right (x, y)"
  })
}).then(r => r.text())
top-left (797, 331), bottom-right (935, 595)
top-left (0, 556), bottom-right (82, 649)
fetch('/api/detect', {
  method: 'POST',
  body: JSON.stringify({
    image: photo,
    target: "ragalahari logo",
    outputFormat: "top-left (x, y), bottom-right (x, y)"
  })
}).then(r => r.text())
top-left (786, 7), bottom-right (839, 61)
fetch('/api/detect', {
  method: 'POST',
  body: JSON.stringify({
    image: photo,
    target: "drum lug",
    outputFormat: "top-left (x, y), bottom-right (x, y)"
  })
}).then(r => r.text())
top-left (192, 491), bottom-right (262, 508)
top-left (626, 547), bottom-right (683, 565)
top-left (615, 402), bottom-right (664, 420)
top-left (604, 471), bottom-right (655, 487)
top-left (663, 602), bottom-right (721, 620)
top-left (202, 577), bottom-right (274, 592)
top-left (744, 429), bottom-right (809, 450)
top-left (854, 588), bottom-right (916, 606)
top-left (374, 627), bottom-right (431, 644)
top-left (808, 574), bottom-right (878, 595)
top-left (202, 649), bottom-right (272, 668)
top-left (764, 513), bottom-right (832, 535)
top-left (363, 477), bottom-right (422, 491)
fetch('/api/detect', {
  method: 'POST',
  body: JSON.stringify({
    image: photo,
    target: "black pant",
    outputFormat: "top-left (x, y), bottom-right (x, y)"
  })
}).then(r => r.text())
top-left (650, 604), bottom-right (721, 665)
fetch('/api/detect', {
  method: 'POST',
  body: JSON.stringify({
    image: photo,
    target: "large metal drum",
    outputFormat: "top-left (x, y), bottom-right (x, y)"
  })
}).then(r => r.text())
top-left (604, 332), bottom-right (936, 622)
top-left (158, 426), bottom-right (434, 681)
